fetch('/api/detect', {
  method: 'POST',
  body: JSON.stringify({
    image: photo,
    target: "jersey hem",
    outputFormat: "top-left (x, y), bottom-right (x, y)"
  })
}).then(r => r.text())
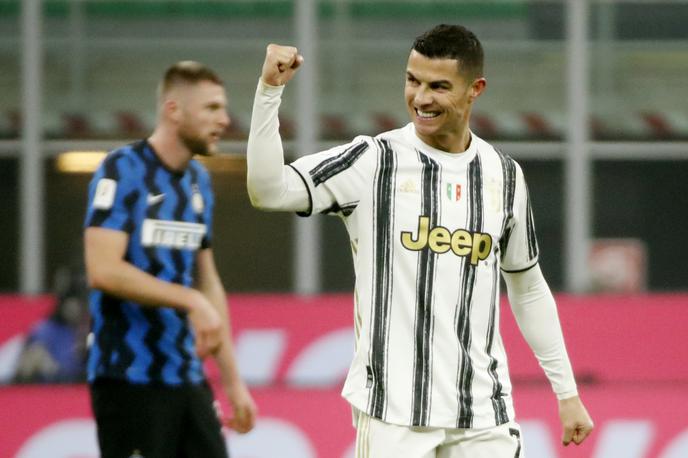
top-left (343, 393), bottom-right (515, 430)
top-left (88, 373), bottom-right (206, 387)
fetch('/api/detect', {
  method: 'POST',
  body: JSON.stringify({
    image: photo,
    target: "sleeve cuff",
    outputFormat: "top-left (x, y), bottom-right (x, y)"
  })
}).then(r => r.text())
top-left (556, 388), bottom-right (579, 400)
top-left (257, 78), bottom-right (286, 96)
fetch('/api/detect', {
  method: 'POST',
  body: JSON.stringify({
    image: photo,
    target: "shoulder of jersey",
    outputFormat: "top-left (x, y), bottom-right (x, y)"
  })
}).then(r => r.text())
top-left (350, 133), bottom-right (376, 145)
top-left (103, 143), bottom-right (145, 169)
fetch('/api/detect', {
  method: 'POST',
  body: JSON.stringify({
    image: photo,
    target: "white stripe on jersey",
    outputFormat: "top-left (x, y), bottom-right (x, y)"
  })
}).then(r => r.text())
top-left (290, 123), bottom-right (538, 429)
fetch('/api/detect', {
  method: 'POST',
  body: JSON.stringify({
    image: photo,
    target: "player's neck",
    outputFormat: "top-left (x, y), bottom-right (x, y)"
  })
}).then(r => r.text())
top-left (419, 126), bottom-right (472, 154)
top-left (445, 128), bottom-right (472, 153)
top-left (148, 128), bottom-right (192, 172)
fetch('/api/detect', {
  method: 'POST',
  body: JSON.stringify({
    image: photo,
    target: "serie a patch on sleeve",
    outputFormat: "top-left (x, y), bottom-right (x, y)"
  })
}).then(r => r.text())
top-left (93, 178), bottom-right (117, 210)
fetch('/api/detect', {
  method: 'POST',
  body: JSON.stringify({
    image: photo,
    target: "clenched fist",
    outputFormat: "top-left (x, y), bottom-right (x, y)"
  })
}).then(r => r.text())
top-left (559, 395), bottom-right (594, 447)
top-left (260, 43), bottom-right (304, 87)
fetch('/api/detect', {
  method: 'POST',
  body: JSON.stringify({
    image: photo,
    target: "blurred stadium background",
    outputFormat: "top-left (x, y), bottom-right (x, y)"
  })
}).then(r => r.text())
top-left (1, 1), bottom-right (687, 457)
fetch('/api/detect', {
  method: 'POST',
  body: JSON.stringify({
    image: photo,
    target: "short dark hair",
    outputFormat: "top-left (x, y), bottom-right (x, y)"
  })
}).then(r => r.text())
top-left (158, 60), bottom-right (224, 100)
top-left (412, 24), bottom-right (484, 79)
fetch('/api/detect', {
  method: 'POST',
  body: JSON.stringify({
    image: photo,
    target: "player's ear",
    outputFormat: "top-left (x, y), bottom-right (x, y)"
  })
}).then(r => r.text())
top-left (163, 98), bottom-right (182, 123)
top-left (468, 77), bottom-right (486, 102)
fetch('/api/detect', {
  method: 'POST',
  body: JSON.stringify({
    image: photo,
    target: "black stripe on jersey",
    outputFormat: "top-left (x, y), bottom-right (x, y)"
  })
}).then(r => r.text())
top-left (486, 259), bottom-right (509, 425)
top-left (171, 173), bottom-right (194, 382)
top-left (136, 143), bottom-right (169, 381)
top-left (174, 309), bottom-right (192, 383)
top-left (98, 293), bottom-right (135, 378)
top-left (411, 151), bottom-right (440, 427)
top-left (142, 307), bottom-right (167, 381)
top-left (496, 151), bottom-right (517, 259)
top-left (173, 167), bottom-right (199, 382)
top-left (189, 166), bottom-right (210, 249)
top-left (188, 167), bottom-right (202, 228)
top-left (455, 154), bottom-right (484, 429)
top-left (169, 175), bottom-right (187, 284)
top-left (321, 201), bottom-right (359, 217)
top-left (309, 141), bottom-right (368, 187)
top-left (525, 185), bottom-right (539, 260)
top-left (138, 146), bottom-right (165, 278)
top-left (367, 139), bottom-right (397, 420)
top-left (121, 191), bottom-right (139, 234)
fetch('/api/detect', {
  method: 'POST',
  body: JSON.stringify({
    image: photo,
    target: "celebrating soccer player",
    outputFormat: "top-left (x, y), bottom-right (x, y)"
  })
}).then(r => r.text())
top-left (247, 24), bottom-right (592, 457)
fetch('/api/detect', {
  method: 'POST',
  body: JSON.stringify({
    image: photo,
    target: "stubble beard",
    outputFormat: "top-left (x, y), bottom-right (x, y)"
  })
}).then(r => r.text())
top-left (179, 128), bottom-right (214, 157)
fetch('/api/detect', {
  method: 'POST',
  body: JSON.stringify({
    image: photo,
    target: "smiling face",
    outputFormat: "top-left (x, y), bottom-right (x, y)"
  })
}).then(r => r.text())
top-left (175, 80), bottom-right (230, 156)
top-left (405, 50), bottom-right (485, 153)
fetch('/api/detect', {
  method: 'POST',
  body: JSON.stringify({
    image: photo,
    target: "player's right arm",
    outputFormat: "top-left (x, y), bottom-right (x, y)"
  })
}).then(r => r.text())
top-left (246, 44), bottom-right (310, 212)
top-left (84, 227), bottom-right (222, 357)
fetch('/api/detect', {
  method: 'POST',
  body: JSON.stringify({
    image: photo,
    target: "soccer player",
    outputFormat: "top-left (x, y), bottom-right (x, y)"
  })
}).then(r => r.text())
top-left (84, 61), bottom-right (256, 458)
top-left (246, 25), bottom-right (593, 457)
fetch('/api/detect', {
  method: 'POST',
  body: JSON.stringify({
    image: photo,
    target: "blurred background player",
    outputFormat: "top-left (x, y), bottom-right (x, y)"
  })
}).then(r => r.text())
top-left (14, 265), bottom-right (89, 384)
top-left (83, 61), bottom-right (256, 458)
top-left (246, 24), bottom-right (592, 457)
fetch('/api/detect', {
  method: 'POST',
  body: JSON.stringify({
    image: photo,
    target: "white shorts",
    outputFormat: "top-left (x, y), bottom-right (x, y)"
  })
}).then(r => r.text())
top-left (354, 410), bottom-right (523, 458)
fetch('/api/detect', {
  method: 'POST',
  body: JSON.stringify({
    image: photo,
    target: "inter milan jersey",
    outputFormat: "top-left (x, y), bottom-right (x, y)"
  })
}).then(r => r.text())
top-left (84, 140), bottom-right (213, 386)
top-left (289, 124), bottom-right (539, 429)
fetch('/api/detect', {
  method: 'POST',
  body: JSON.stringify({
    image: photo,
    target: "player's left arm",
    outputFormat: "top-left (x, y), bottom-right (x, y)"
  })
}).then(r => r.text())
top-left (196, 248), bottom-right (257, 434)
top-left (503, 264), bottom-right (593, 446)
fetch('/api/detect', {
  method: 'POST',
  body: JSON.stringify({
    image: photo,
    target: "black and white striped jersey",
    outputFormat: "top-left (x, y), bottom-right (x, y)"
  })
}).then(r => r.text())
top-left (289, 123), bottom-right (539, 429)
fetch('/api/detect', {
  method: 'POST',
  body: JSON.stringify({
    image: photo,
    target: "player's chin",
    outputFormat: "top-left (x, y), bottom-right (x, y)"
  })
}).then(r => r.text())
top-left (198, 141), bottom-right (219, 157)
top-left (413, 119), bottom-right (439, 137)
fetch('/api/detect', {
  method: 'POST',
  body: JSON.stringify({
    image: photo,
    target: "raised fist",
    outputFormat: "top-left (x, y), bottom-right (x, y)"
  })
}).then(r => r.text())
top-left (260, 43), bottom-right (304, 87)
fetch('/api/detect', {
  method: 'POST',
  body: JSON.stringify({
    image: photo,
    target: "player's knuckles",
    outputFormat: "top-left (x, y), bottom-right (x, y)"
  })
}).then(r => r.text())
top-left (266, 43), bottom-right (281, 53)
top-left (267, 44), bottom-right (296, 58)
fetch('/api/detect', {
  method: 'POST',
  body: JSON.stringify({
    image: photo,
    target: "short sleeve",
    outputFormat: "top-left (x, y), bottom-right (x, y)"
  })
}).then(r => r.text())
top-left (84, 151), bottom-right (140, 233)
top-left (500, 163), bottom-right (539, 272)
top-left (288, 136), bottom-right (374, 217)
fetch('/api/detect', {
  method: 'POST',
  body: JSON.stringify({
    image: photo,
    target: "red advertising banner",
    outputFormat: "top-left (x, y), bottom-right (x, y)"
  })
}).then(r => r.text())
top-left (1, 293), bottom-right (687, 457)
top-left (1, 384), bottom-right (687, 458)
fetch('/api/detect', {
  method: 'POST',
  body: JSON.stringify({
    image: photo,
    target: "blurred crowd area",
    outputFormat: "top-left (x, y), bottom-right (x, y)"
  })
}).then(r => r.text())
top-left (0, 0), bottom-right (687, 141)
top-left (8, 265), bottom-right (89, 384)
top-left (1, 0), bottom-right (687, 293)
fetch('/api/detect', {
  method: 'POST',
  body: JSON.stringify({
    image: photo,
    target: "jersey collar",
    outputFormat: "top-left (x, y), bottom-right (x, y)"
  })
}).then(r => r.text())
top-left (403, 123), bottom-right (478, 164)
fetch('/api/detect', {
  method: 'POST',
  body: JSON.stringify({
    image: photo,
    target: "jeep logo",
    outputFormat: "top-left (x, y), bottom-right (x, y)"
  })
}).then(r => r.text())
top-left (400, 216), bottom-right (492, 265)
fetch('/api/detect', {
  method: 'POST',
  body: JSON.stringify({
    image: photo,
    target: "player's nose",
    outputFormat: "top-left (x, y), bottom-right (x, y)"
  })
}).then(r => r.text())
top-left (219, 111), bottom-right (231, 130)
top-left (413, 86), bottom-right (432, 106)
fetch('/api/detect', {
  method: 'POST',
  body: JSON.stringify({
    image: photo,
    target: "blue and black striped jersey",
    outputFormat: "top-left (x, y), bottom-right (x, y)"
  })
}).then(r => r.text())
top-left (84, 140), bottom-right (214, 386)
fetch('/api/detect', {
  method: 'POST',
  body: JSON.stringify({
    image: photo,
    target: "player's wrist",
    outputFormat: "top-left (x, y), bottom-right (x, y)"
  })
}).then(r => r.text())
top-left (555, 388), bottom-right (579, 401)
top-left (258, 77), bottom-right (285, 93)
top-left (180, 288), bottom-right (206, 313)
